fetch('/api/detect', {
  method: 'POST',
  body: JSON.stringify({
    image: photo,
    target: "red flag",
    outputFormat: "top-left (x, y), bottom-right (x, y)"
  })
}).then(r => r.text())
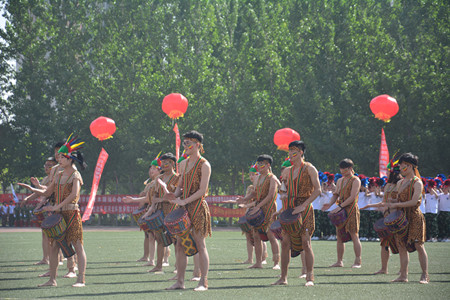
top-left (173, 123), bottom-right (181, 172)
top-left (379, 128), bottom-right (389, 178)
top-left (81, 148), bottom-right (109, 222)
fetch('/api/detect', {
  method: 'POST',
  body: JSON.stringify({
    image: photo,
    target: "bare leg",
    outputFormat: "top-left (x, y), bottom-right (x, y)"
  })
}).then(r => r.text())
top-left (330, 231), bottom-right (344, 267)
top-left (415, 243), bottom-right (429, 284)
top-left (243, 232), bottom-right (254, 264)
top-left (166, 237), bottom-right (186, 290)
top-left (192, 231), bottom-right (209, 291)
top-left (249, 231), bottom-right (263, 268)
top-left (299, 251), bottom-right (307, 278)
top-left (38, 242), bottom-right (59, 287)
top-left (392, 242), bottom-right (408, 282)
top-left (64, 255), bottom-right (77, 278)
top-left (374, 246), bottom-right (389, 274)
top-left (143, 232), bottom-right (156, 266)
top-left (35, 231), bottom-right (49, 265)
top-left (148, 242), bottom-right (164, 273)
top-left (72, 241), bottom-right (86, 287)
top-left (272, 231), bottom-right (290, 285)
top-left (262, 241), bottom-right (268, 264)
top-left (351, 232), bottom-right (362, 268)
top-left (191, 253), bottom-right (201, 280)
top-left (163, 246), bottom-right (170, 266)
top-left (302, 233), bottom-right (314, 286)
top-left (138, 233), bottom-right (150, 262)
top-left (267, 230), bottom-right (280, 269)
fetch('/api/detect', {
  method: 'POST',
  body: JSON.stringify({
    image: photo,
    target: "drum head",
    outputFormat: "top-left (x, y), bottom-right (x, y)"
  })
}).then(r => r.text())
top-left (41, 214), bottom-right (62, 229)
top-left (147, 210), bottom-right (163, 221)
top-left (164, 207), bottom-right (186, 223)
top-left (280, 208), bottom-right (298, 222)
top-left (238, 216), bottom-right (247, 224)
top-left (270, 220), bottom-right (282, 230)
top-left (373, 218), bottom-right (388, 231)
top-left (133, 206), bottom-right (146, 215)
top-left (384, 211), bottom-right (402, 224)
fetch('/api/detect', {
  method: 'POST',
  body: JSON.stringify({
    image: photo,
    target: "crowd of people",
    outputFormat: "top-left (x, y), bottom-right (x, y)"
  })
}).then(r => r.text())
top-left (11, 129), bottom-right (450, 290)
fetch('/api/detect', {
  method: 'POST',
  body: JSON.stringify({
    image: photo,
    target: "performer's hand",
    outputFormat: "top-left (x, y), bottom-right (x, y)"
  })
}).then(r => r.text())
top-left (279, 193), bottom-right (288, 201)
top-left (43, 205), bottom-right (55, 212)
top-left (235, 196), bottom-right (244, 204)
top-left (122, 196), bottom-right (132, 203)
top-left (321, 203), bottom-right (331, 211)
top-left (17, 183), bottom-right (33, 191)
top-left (293, 204), bottom-right (306, 215)
top-left (330, 207), bottom-right (340, 214)
top-left (271, 211), bottom-right (280, 219)
top-left (164, 192), bottom-right (176, 201)
top-left (30, 177), bottom-right (40, 187)
top-left (170, 198), bottom-right (184, 206)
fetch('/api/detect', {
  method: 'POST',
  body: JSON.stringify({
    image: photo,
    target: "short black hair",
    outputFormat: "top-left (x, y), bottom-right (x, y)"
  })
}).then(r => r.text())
top-left (182, 130), bottom-right (203, 143)
top-left (288, 140), bottom-right (306, 152)
top-left (160, 152), bottom-right (176, 163)
top-left (339, 158), bottom-right (354, 169)
top-left (398, 153), bottom-right (418, 167)
top-left (54, 141), bottom-right (65, 149)
top-left (257, 154), bottom-right (273, 165)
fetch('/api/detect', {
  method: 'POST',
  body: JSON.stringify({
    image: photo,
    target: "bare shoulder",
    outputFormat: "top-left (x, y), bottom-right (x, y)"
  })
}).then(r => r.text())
top-left (281, 166), bottom-right (291, 179)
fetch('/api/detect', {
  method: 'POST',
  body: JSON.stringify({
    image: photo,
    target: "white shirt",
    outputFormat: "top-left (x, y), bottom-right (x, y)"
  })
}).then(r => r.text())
top-left (439, 193), bottom-right (450, 212)
top-left (425, 193), bottom-right (439, 214)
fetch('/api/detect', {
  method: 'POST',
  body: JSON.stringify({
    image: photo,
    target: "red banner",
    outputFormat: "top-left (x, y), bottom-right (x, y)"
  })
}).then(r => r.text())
top-left (209, 205), bottom-right (246, 218)
top-left (82, 148), bottom-right (109, 222)
top-left (379, 128), bottom-right (389, 178)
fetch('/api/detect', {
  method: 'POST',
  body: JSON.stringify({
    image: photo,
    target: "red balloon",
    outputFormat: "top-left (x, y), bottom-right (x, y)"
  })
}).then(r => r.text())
top-left (162, 93), bottom-right (188, 119)
top-left (370, 94), bottom-right (399, 122)
top-left (90, 116), bottom-right (116, 141)
top-left (273, 128), bottom-right (301, 151)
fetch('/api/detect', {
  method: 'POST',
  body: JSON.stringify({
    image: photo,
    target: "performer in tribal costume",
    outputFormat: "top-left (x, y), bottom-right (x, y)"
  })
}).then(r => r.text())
top-left (122, 155), bottom-right (162, 265)
top-left (143, 152), bottom-right (180, 273)
top-left (362, 154), bottom-right (402, 275)
top-left (19, 133), bottom-right (87, 287)
top-left (272, 141), bottom-right (321, 287)
top-left (164, 130), bottom-right (211, 291)
top-left (381, 153), bottom-right (429, 284)
top-left (237, 155), bottom-right (280, 270)
top-left (322, 158), bottom-right (362, 268)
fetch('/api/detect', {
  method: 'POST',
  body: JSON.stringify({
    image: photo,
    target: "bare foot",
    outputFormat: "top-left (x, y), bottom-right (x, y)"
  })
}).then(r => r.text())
top-left (169, 274), bottom-right (178, 281)
top-left (272, 264), bottom-right (280, 270)
top-left (419, 273), bottom-right (429, 284)
top-left (248, 263), bottom-right (263, 269)
top-left (166, 283), bottom-right (185, 290)
top-left (242, 259), bottom-right (253, 264)
top-left (148, 266), bottom-right (163, 273)
top-left (38, 280), bottom-right (57, 287)
top-left (299, 273), bottom-right (307, 279)
top-left (143, 261), bottom-right (155, 266)
top-left (190, 276), bottom-right (201, 281)
top-left (374, 269), bottom-right (388, 275)
top-left (72, 282), bottom-right (85, 287)
top-left (39, 271), bottom-right (50, 277)
top-left (137, 257), bottom-right (149, 262)
top-left (63, 272), bottom-right (77, 278)
top-left (271, 278), bottom-right (288, 285)
top-left (305, 281), bottom-right (314, 287)
top-left (329, 262), bottom-right (343, 267)
top-left (34, 260), bottom-right (49, 265)
top-left (351, 264), bottom-right (362, 268)
top-left (391, 276), bottom-right (408, 282)
top-left (194, 285), bottom-right (208, 291)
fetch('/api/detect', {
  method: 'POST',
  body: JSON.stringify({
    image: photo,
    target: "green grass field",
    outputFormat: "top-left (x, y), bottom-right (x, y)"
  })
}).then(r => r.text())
top-left (1, 229), bottom-right (449, 299)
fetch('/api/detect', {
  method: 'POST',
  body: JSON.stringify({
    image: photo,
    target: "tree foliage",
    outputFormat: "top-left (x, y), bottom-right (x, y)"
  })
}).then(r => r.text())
top-left (1, 0), bottom-right (448, 194)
